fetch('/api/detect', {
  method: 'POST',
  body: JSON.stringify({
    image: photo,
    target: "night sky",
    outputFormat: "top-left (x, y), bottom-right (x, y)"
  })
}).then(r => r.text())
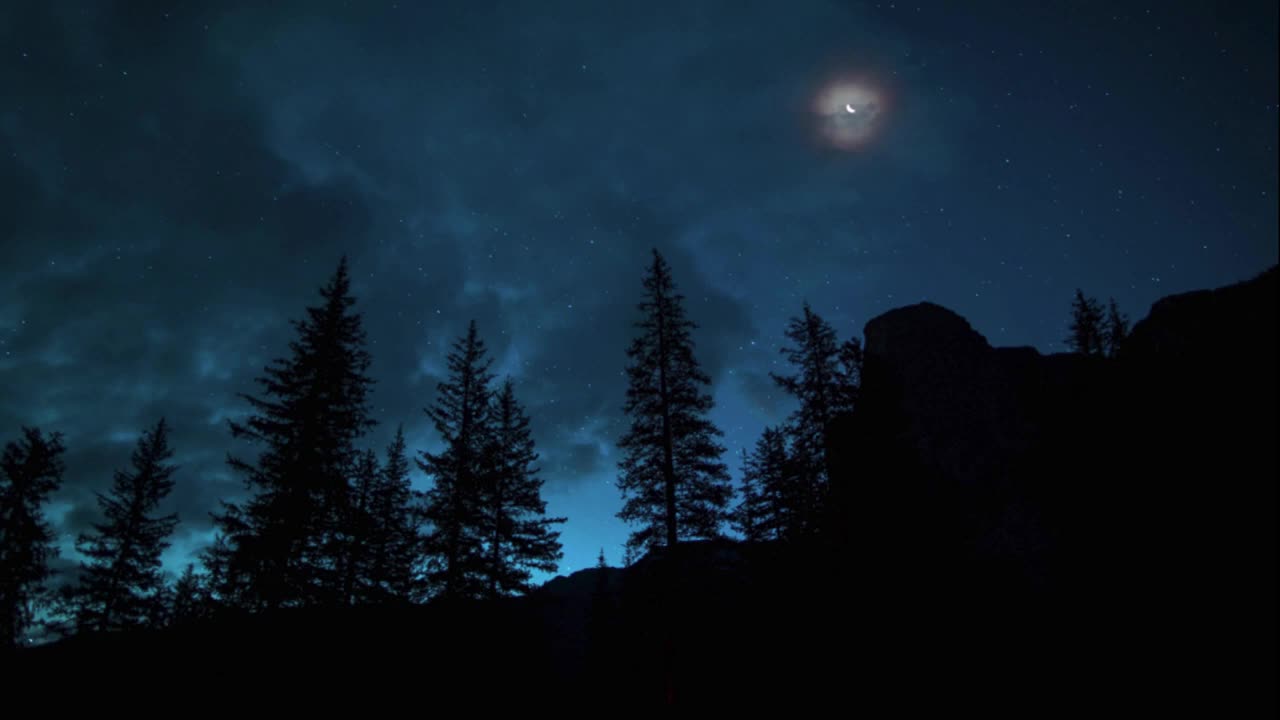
top-left (2, 1), bottom-right (1276, 581)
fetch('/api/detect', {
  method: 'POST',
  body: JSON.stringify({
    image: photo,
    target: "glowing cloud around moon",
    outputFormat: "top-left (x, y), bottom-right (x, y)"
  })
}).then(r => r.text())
top-left (813, 81), bottom-right (884, 150)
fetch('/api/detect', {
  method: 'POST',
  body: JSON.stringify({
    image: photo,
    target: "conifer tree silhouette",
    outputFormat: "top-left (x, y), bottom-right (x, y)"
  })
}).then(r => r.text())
top-left (372, 426), bottom-right (421, 602)
top-left (168, 564), bottom-right (210, 626)
top-left (481, 379), bottom-right (565, 597)
top-left (770, 303), bottom-right (859, 539)
top-left (0, 427), bottom-right (66, 648)
top-left (347, 427), bottom-right (420, 604)
top-left (1103, 297), bottom-right (1129, 358)
top-left (616, 250), bottom-right (732, 557)
top-left (734, 427), bottom-right (795, 542)
top-left (71, 419), bottom-right (180, 633)
top-left (419, 321), bottom-right (495, 600)
top-left (205, 257), bottom-right (376, 609)
top-left (1067, 289), bottom-right (1107, 356)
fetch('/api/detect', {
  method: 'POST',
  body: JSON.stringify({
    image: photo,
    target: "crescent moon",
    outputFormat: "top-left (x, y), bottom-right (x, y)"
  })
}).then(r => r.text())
top-left (845, 103), bottom-right (857, 114)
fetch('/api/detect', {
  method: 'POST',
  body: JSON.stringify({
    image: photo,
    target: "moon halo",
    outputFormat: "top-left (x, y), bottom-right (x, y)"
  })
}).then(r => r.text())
top-left (812, 79), bottom-right (886, 151)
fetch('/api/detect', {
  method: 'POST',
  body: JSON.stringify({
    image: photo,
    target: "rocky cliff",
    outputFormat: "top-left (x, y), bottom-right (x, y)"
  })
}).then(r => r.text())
top-left (830, 266), bottom-right (1277, 713)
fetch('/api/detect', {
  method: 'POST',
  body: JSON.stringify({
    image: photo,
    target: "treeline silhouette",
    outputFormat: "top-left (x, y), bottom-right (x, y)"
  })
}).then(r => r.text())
top-left (2, 255), bottom-right (1274, 712)
top-left (0, 250), bottom-right (1035, 643)
top-left (2, 257), bottom-right (569, 644)
top-left (4, 250), bottom-right (879, 646)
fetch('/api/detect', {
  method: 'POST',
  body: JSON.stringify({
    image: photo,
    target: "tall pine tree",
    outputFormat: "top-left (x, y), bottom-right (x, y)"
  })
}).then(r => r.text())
top-left (418, 320), bottom-right (494, 600)
top-left (205, 257), bottom-right (376, 610)
top-left (72, 419), bottom-right (180, 633)
top-left (770, 303), bottom-right (860, 539)
top-left (0, 427), bottom-right (66, 648)
top-left (616, 250), bottom-right (732, 557)
top-left (482, 379), bottom-right (565, 597)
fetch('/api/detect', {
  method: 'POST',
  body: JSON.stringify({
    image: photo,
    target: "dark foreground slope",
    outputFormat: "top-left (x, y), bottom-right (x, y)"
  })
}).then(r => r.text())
top-left (8, 268), bottom-right (1275, 711)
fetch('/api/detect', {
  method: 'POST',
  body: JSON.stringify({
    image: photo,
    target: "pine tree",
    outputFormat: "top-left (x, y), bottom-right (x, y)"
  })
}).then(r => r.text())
top-left (169, 564), bottom-right (210, 626)
top-left (734, 427), bottom-right (794, 543)
top-left (1103, 297), bottom-right (1129, 358)
top-left (72, 419), bottom-right (180, 633)
top-left (206, 257), bottom-right (376, 610)
top-left (838, 336), bottom-right (864, 404)
top-left (482, 379), bottom-right (565, 597)
top-left (1067, 289), bottom-right (1106, 356)
top-left (732, 448), bottom-right (759, 542)
top-left (770, 303), bottom-right (859, 539)
top-left (623, 544), bottom-right (640, 568)
top-left (349, 427), bottom-right (419, 604)
top-left (0, 427), bottom-right (66, 649)
top-left (616, 249), bottom-right (732, 558)
top-left (378, 426), bottom-right (422, 602)
top-left (418, 320), bottom-right (495, 600)
top-left (201, 533), bottom-right (239, 610)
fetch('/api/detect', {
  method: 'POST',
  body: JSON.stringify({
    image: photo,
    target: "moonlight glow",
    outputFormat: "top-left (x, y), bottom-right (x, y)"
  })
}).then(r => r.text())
top-left (813, 81), bottom-right (884, 150)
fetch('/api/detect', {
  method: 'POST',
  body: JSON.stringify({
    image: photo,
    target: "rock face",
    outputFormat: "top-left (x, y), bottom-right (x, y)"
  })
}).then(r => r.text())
top-left (846, 301), bottom-right (1109, 594)
top-left (834, 266), bottom-right (1277, 714)
top-left (861, 302), bottom-right (1045, 488)
top-left (1117, 266), bottom-right (1277, 710)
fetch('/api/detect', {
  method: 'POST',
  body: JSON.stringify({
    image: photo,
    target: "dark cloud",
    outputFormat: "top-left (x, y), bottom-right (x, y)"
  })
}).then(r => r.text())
top-left (0, 3), bottom-right (402, 574)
